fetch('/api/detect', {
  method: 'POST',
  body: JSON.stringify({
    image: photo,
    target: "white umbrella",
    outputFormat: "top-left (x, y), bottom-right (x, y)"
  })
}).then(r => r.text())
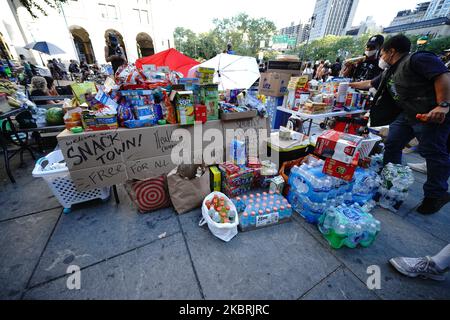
top-left (188, 53), bottom-right (260, 90)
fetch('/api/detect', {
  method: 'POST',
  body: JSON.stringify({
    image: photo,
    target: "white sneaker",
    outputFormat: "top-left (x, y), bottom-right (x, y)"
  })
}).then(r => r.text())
top-left (407, 162), bottom-right (427, 174)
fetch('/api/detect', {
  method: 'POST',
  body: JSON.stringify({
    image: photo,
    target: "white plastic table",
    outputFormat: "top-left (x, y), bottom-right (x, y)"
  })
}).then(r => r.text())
top-left (277, 107), bottom-right (368, 135)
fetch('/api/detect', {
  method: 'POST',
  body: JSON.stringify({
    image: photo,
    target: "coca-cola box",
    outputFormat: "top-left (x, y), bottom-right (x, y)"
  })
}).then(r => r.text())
top-left (314, 130), bottom-right (363, 164)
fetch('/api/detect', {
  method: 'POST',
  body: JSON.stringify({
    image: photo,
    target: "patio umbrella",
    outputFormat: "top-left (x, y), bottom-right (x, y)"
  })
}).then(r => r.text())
top-left (188, 53), bottom-right (260, 90)
top-left (135, 48), bottom-right (199, 77)
top-left (24, 41), bottom-right (65, 55)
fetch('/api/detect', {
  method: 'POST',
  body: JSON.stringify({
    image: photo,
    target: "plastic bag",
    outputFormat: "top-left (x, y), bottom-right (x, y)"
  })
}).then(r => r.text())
top-left (199, 192), bottom-right (239, 242)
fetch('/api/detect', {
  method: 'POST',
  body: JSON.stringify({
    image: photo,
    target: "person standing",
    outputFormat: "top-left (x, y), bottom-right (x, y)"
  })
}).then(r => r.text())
top-left (105, 32), bottom-right (127, 74)
top-left (344, 35), bottom-right (384, 82)
top-left (371, 34), bottom-right (450, 215)
top-left (330, 58), bottom-right (342, 77)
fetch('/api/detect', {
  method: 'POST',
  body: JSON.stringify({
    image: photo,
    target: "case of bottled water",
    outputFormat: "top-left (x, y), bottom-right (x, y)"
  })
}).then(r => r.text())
top-left (318, 203), bottom-right (381, 249)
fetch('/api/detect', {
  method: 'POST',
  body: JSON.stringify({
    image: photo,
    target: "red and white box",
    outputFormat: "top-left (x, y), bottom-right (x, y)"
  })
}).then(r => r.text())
top-left (195, 104), bottom-right (207, 123)
top-left (315, 130), bottom-right (363, 164)
top-left (323, 158), bottom-right (358, 182)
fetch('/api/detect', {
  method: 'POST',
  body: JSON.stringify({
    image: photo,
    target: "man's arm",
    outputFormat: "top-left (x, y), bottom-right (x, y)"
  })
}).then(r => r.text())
top-left (349, 80), bottom-right (372, 90)
top-left (427, 72), bottom-right (450, 123)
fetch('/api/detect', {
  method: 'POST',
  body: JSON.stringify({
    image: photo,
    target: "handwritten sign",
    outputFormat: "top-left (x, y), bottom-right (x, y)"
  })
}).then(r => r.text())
top-left (57, 119), bottom-right (268, 191)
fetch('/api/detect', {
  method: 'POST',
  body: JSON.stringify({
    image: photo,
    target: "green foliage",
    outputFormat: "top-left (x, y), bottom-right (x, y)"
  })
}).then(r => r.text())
top-left (295, 33), bottom-right (450, 62)
top-left (174, 13), bottom-right (276, 59)
top-left (17, 0), bottom-right (68, 18)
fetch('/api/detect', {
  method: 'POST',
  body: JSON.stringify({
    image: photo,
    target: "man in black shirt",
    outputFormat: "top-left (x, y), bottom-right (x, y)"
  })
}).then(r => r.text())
top-left (373, 35), bottom-right (450, 215)
top-left (344, 35), bottom-right (384, 82)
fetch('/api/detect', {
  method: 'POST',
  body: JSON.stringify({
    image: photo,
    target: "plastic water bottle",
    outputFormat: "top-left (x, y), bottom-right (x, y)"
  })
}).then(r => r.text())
top-left (212, 211), bottom-right (221, 223)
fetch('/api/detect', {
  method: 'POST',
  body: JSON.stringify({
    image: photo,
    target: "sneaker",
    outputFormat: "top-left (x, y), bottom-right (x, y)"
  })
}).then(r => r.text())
top-left (417, 193), bottom-right (450, 215)
top-left (407, 162), bottom-right (427, 174)
top-left (389, 256), bottom-right (447, 281)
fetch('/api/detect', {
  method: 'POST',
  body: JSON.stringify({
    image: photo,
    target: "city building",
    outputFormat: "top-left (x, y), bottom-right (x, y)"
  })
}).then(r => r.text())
top-left (424, 0), bottom-right (450, 19)
top-left (388, 2), bottom-right (430, 27)
top-left (384, 0), bottom-right (450, 37)
top-left (0, 0), bottom-right (174, 66)
top-left (309, 0), bottom-right (359, 41)
top-left (279, 22), bottom-right (310, 46)
top-left (345, 16), bottom-right (382, 36)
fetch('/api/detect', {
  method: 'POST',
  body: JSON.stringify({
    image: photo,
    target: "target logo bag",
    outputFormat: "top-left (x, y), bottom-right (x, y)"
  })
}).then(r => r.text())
top-left (126, 175), bottom-right (171, 213)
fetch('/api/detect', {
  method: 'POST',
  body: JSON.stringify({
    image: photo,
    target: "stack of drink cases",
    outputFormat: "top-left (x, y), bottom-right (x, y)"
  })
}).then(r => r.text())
top-left (234, 191), bottom-right (293, 232)
top-left (287, 156), bottom-right (383, 249)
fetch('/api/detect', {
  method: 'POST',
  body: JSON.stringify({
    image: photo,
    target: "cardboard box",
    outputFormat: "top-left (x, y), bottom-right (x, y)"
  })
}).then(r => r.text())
top-left (315, 130), bottom-right (363, 164)
top-left (175, 91), bottom-right (195, 125)
top-left (323, 158), bottom-right (357, 182)
top-left (195, 105), bottom-right (207, 123)
top-left (57, 129), bottom-right (125, 171)
top-left (220, 109), bottom-right (257, 121)
top-left (259, 73), bottom-right (291, 97)
top-left (57, 118), bottom-right (266, 191)
top-left (70, 163), bottom-right (128, 191)
top-left (209, 166), bottom-right (221, 192)
top-left (126, 155), bottom-right (177, 180)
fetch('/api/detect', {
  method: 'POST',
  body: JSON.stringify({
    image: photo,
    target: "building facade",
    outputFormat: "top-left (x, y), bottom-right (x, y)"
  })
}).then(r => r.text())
top-left (424, 0), bottom-right (450, 19)
top-left (384, 0), bottom-right (450, 37)
top-left (346, 16), bottom-right (381, 36)
top-left (388, 2), bottom-right (430, 27)
top-left (279, 22), bottom-right (310, 46)
top-left (309, 0), bottom-right (359, 41)
top-left (0, 0), bottom-right (174, 66)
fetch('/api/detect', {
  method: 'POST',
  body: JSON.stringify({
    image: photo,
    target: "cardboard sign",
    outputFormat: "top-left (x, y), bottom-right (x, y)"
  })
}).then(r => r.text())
top-left (118, 124), bottom-right (181, 161)
top-left (58, 129), bottom-right (125, 170)
top-left (70, 163), bottom-right (128, 191)
top-left (58, 118), bottom-right (268, 190)
top-left (126, 155), bottom-right (177, 180)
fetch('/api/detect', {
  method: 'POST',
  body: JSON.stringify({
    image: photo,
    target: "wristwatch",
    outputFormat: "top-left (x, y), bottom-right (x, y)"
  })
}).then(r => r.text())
top-left (439, 102), bottom-right (450, 108)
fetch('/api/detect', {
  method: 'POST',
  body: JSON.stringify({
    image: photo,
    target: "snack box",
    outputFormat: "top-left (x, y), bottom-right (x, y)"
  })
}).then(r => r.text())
top-left (315, 130), bottom-right (363, 164)
top-left (323, 158), bottom-right (357, 182)
top-left (209, 166), bottom-right (221, 192)
top-left (175, 91), bottom-right (195, 125)
top-left (198, 67), bottom-right (215, 75)
top-left (195, 104), bottom-right (207, 123)
top-left (81, 112), bottom-right (118, 132)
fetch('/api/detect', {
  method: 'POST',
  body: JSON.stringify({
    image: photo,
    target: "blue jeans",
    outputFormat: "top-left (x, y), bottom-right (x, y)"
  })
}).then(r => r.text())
top-left (384, 113), bottom-right (450, 198)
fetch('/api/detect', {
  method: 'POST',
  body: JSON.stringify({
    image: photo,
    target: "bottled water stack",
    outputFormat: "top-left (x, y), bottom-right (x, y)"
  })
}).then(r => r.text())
top-left (318, 203), bottom-right (381, 249)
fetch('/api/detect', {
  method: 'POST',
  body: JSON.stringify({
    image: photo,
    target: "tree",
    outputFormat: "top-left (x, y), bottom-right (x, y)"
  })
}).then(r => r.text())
top-left (173, 27), bottom-right (199, 58)
top-left (172, 13), bottom-right (277, 60)
top-left (15, 0), bottom-right (68, 18)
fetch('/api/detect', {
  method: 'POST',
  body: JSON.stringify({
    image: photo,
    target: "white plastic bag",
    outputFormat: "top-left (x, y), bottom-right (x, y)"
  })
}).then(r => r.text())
top-left (199, 192), bottom-right (239, 242)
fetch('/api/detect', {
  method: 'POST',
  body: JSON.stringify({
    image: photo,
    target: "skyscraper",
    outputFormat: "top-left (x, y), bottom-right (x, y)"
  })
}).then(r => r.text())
top-left (424, 0), bottom-right (450, 19)
top-left (309, 0), bottom-right (360, 41)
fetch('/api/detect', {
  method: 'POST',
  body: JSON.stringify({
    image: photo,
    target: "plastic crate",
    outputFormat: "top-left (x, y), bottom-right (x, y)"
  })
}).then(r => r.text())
top-left (32, 150), bottom-right (110, 213)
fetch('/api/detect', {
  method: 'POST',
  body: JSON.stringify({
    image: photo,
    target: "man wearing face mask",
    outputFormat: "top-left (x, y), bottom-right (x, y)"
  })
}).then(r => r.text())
top-left (105, 32), bottom-right (127, 74)
top-left (344, 35), bottom-right (384, 82)
top-left (371, 34), bottom-right (450, 215)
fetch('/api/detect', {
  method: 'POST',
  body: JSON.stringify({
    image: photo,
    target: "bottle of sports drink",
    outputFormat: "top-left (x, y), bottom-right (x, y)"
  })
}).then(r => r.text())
top-left (241, 212), bottom-right (249, 229)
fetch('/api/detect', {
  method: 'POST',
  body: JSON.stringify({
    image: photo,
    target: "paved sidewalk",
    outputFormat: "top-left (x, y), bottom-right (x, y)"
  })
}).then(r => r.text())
top-left (1, 152), bottom-right (449, 300)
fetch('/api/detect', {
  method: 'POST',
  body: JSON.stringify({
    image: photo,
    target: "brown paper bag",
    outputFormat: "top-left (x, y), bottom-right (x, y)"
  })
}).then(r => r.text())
top-left (167, 167), bottom-right (211, 214)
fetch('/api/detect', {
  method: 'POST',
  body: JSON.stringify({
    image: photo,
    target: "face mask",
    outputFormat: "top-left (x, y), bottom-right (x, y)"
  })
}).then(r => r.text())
top-left (378, 57), bottom-right (390, 70)
top-left (365, 50), bottom-right (377, 57)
